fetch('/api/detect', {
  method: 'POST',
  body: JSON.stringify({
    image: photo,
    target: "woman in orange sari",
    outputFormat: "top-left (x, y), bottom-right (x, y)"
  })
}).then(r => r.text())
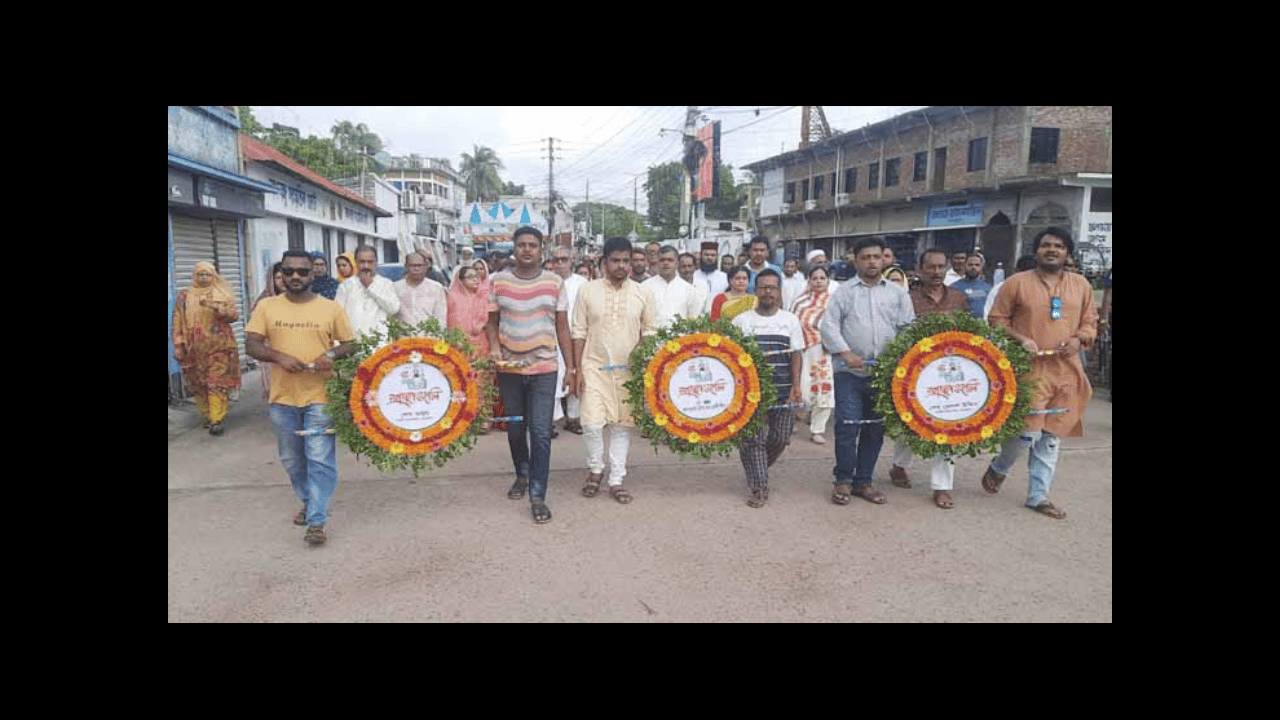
top-left (172, 261), bottom-right (242, 435)
top-left (449, 263), bottom-right (494, 432)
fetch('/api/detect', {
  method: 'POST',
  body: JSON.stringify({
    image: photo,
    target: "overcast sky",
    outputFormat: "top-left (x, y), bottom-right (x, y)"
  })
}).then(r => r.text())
top-left (250, 106), bottom-right (926, 217)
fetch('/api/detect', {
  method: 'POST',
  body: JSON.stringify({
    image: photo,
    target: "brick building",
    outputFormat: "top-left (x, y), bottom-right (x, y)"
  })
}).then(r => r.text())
top-left (743, 106), bottom-right (1112, 279)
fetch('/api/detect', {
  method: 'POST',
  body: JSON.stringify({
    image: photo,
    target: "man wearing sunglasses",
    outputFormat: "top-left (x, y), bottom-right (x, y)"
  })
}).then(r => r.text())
top-left (247, 250), bottom-right (357, 546)
top-left (983, 228), bottom-right (1099, 520)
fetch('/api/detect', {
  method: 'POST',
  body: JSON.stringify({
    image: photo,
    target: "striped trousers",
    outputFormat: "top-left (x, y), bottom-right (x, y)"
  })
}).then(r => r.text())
top-left (738, 407), bottom-right (795, 491)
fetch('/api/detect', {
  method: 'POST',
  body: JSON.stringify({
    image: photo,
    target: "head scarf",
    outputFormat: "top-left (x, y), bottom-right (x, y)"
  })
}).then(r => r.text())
top-left (335, 251), bottom-right (357, 282)
top-left (254, 262), bottom-right (282, 310)
top-left (185, 261), bottom-right (236, 327)
top-left (447, 265), bottom-right (490, 356)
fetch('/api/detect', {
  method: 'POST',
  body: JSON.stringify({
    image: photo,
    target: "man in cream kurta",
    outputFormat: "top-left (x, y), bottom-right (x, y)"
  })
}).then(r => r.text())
top-left (572, 238), bottom-right (659, 503)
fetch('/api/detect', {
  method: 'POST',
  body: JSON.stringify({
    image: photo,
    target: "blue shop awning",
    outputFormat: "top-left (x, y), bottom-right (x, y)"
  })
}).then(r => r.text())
top-left (167, 153), bottom-right (280, 195)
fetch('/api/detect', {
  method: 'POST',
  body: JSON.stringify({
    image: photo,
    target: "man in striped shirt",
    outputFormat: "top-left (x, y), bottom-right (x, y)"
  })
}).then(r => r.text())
top-left (485, 227), bottom-right (575, 525)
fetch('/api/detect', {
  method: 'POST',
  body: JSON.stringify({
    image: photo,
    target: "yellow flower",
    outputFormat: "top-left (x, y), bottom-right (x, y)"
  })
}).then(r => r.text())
top-left (934, 433), bottom-right (949, 444)
top-left (895, 367), bottom-right (907, 378)
top-left (728, 423), bottom-right (738, 434)
top-left (643, 373), bottom-right (655, 388)
top-left (1004, 394), bottom-right (1016, 404)
top-left (918, 339), bottom-right (935, 352)
top-left (654, 414), bottom-right (668, 426)
top-left (390, 442), bottom-right (405, 454)
top-left (687, 432), bottom-right (700, 443)
top-left (998, 359), bottom-right (1011, 370)
top-left (666, 340), bottom-right (681, 353)
top-left (707, 334), bottom-right (722, 347)
top-left (747, 391), bottom-right (761, 404)
top-left (738, 354), bottom-right (753, 368)
top-left (969, 335), bottom-right (985, 346)
top-left (433, 341), bottom-right (449, 355)
top-left (981, 426), bottom-right (994, 438)
top-left (900, 412), bottom-right (913, 423)
top-left (441, 419), bottom-right (452, 429)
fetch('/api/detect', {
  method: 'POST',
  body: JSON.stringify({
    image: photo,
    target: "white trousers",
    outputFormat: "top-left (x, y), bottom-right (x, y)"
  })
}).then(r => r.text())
top-left (584, 424), bottom-right (632, 485)
top-left (892, 442), bottom-right (955, 491)
top-left (565, 393), bottom-right (581, 420)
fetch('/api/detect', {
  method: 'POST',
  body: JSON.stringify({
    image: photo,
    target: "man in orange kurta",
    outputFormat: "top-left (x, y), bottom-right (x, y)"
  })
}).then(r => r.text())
top-left (982, 228), bottom-right (1098, 519)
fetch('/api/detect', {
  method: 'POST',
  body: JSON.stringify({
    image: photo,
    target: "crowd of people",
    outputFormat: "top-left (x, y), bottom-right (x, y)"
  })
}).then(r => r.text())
top-left (172, 226), bottom-right (1102, 545)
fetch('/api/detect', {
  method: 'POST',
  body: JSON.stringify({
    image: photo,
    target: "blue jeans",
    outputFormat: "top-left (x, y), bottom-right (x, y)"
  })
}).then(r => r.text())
top-left (269, 403), bottom-right (338, 527)
top-left (832, 373), bottom-right (884, 487)
top-left (498, 372), bottom-right (558, 501)
top-left (988, 430), bottom-right (1060, 507)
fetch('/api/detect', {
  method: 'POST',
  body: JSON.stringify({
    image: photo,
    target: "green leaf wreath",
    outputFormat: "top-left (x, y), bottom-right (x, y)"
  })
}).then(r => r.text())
top-left (324, 316), bottom-right (497, 476)
top-left (624, 314), bottom-right (778, 459)
top-left (870, 310), bottom-right (1035, 459)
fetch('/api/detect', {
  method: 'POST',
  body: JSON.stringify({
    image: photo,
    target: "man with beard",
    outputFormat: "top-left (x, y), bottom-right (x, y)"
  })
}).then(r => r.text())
top-left (951, 252), bottom-right (992, 318)
top-left (246, 250), bottom-right (356, 546)
top-left (693, 241), bottom-right (727, 313)
top-left (677, 252), bottom-right (708, 317)
top-left (731, 269), bottom-right (804, 508)
top-left (982, 228), bottom-right (1098, 520)
top-left (573, 237), bottom-right (658, 505)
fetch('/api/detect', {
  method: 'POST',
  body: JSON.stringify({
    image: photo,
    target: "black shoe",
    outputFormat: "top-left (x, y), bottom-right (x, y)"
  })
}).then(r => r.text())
top-left (508, 478), bottom-right (528, 500)
top-left (209, 422), bottom-right (225, 436)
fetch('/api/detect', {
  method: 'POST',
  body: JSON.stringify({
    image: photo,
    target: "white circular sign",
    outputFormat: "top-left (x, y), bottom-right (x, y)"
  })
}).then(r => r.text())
top-left (667, 356), bottom-right (736, 420)
top-left (375, 361), bottom-right (451, 430)
top-left (914, 354), bottom-right (991, 422)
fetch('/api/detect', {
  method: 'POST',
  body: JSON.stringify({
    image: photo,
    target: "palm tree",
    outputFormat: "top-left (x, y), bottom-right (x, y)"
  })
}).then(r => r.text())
top-left (459, 145), bottom-right (505, 203)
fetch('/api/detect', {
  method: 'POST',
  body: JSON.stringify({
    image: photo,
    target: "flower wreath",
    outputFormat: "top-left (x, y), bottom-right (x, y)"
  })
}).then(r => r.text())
top-left (870, 310), bottom-right (1034, 459)
top-left (624, 315), bottom-right (777, 459)
top-left (325, 317), bottom-right (496, 476)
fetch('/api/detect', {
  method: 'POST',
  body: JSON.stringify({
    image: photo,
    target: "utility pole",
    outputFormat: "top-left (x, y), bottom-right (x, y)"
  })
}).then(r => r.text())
top-left (542, 137), bottom-right (559, 248)
top-left (585, 179), bottom-right (590, 241)
top-left (680, 106), bottom-right (698, 240)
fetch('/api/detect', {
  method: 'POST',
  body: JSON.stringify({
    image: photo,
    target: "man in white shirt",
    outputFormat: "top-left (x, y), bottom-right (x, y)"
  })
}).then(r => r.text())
top-left (693, 241), bottom-right (727, 313)
top-left (552, 245), bottom-right (588, 434)
top-left (780, 257), bottom-right (807, 312)
top-left (944, 250), bottom-right (966, 286)
top-left (393, 251), bottom-right (447, 331)
top-left (642, 245), bottom-right (703, 329)
top-left (677, 252), bottom-right (708, 317)
top-left (335, 244), bottom-right (401, 341)
top-left (731, 269), bottom-right (804, 508)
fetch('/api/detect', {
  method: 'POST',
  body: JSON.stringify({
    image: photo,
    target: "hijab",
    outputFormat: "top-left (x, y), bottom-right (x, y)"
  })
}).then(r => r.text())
top-left (184, 260), bottom-right (236, 329)
top-left (448, 266), bottom-right (490, 348)
top-left (253, 262), bottom-right (283, 313)
top-left (335, 251), bottom-right (357, 282)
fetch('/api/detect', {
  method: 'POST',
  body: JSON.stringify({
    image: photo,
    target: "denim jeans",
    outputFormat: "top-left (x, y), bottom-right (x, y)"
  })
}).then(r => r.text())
top-left (832, 372), bottom-right (884, 487)
top-left (497, 372), bottom-right (558, 501)
top-left (269, 403), bottom-right (338, 527)
top-left (988, 429), bottom-right (1060, 508)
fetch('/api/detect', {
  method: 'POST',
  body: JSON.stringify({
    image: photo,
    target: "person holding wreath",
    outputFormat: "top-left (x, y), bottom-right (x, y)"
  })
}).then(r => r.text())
top-left (172, 261), bottom-right (242, 436)
top-left (573, 236), bottom-right (658, 505)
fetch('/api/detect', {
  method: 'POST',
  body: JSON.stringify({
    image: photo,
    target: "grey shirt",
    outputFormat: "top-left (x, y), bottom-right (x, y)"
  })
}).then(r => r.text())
top-left (819, 275), bottom-right (916, 377)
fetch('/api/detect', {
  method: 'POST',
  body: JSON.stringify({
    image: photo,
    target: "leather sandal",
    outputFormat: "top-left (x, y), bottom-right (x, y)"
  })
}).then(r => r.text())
top-left (747, 488), bottom-right (769, 508)
top-left (582, 471), bottom-right (604, 498)
top-left (507, 478), bottom-right (528, 500)
top-left (850, 484), bottom-right (887, 504)
top-left (531, 501), bottom-right (552, 524)
top-left (610, 485), bottom-right (633, 504)
top-left (1031, 502), bottom-right (1066, 519)
top-left (890, 465), bottom-right (912, 489)
top-left (832, 483), bottom-right (853, 505)
top-left (982, 467), bottom-right (1006, 494)
top-left (933, 491), bottom-right (955, 509)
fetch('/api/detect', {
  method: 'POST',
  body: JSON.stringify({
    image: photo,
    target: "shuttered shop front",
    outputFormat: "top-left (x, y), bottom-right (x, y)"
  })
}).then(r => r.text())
top-left (171, 214), bottom-right (248, 377)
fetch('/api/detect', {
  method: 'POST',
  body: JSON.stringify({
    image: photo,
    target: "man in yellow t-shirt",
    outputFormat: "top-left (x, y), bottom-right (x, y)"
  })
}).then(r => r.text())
top-left (247, 250), bottom-right (356, 546)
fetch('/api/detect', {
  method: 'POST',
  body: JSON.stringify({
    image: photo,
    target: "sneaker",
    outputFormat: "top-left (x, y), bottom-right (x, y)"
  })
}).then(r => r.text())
top-left (304, 525), bottom-right (327, 545)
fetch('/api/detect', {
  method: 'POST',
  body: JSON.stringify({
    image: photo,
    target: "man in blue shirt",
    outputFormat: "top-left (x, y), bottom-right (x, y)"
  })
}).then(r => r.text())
top-left (951, 253), bottom-right (992, 318)
top-left (744, 235), bottom-right (782, 294)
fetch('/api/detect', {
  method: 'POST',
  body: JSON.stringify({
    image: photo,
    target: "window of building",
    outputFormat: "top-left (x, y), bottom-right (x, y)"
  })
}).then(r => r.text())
top-left (1029, 127), bottom-right (1060, 164)
top-left (830, 173), bottom-right (836, 198)
top-left (845, 168), bottom-right (857, 195)
top-left (884, 158), bottom-right (901, 188)
top-left (382, 239), bottom-right (399, 264)
top-left (337, 231), bottom-right (346, 254)
top-left (968, 137), bottom-right (987, 172)
top-left (813, 175), bottom-right (824, 199)
top-left (287, 219), bottom-right (304, 250)
top-left (322, 228), bottom-right (332, 261)
top-left (1090, 187), bottom-right (1112, 212)
top-left (785, 182), bottom-right (796, 204)
top-left (868, 162), bottom-right (880, 190)
top-left (802, 178), bottom-right (810, 201)
top-left (913, 151), bottom-right (928, 182)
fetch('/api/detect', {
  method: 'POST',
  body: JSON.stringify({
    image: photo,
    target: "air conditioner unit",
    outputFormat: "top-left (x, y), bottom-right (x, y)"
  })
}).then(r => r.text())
top-left (400, 193), bottom-right (417, 211)
top-left (835, 193), bottom-right (850, 207)
top-left (804, 199), bottom-right (818, 211)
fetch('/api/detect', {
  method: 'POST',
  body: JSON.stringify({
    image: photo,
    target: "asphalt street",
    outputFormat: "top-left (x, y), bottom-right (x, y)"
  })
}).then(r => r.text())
top-left (168, 369), bottom-right (1112, 622)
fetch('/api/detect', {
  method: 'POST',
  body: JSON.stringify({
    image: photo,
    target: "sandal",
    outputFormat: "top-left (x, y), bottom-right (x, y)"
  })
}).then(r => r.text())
top-left (564, 419), bottom-right (584, 435)
top-left (832, 482), bottom-right (853, 505)
top-left (531, 501), bottom-right (552, 524)
top-left (850, 484), bottom-right (887, 504)
top-left (747, 488), bottom-right (769, 508)
top-left (610, 485), bottom-right (633, 504)
top-left (507, 478), bottom-right (528, 500)
top-left (1031, 502), bottom-right (1066, 519)
top-left (582, 471), bottom-right (604, 498)
top-left (890, 465), bottom-right (912, 489)
top-left (933, 491), bottom-right (955, 509)
top-left (982, 467), bottom-right (1006, 494)
top-left (293, 505), bottom-right (307, 526)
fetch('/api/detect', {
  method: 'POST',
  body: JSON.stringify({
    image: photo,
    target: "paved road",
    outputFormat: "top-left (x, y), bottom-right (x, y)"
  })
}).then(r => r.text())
top-left (168, 371), bottom-right (1112, 622)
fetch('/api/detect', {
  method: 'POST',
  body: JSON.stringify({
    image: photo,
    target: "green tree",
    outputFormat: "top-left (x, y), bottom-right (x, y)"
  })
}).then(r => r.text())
top-left (459, 145), bottom-right (505, 203)
top-left (573, 202), bottom-right (658, 243)
top-left (501, 180), bottom-right (526, 196)
top-left (645, 162), bottom-right (685, 238)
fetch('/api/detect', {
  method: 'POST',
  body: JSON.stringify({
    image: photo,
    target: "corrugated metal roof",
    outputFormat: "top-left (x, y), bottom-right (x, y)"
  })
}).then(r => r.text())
top-left (239, 134), bottom-right (392, 217)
